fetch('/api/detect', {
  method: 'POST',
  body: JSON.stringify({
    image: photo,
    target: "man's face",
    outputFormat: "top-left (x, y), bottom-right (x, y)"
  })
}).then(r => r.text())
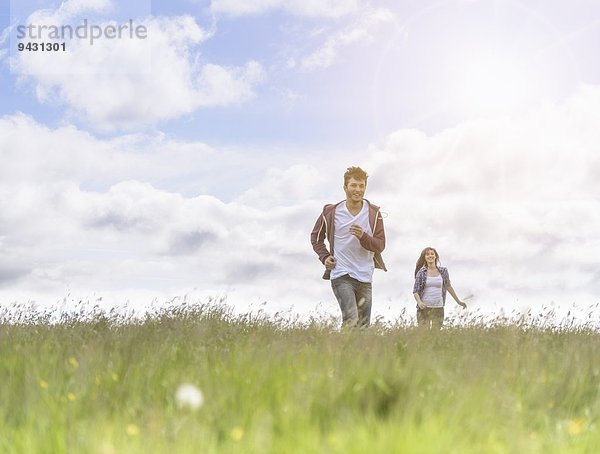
top-left (344, 177), bottom-right (366, 203)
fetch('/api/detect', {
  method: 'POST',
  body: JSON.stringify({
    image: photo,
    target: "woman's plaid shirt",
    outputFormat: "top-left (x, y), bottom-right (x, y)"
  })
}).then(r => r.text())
top-left (413, 266), bottom-right (451, 305)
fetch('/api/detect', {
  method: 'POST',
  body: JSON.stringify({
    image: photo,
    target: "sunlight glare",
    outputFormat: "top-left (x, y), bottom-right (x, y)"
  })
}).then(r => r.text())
top-left (451, 53), bottom-right (535, 117)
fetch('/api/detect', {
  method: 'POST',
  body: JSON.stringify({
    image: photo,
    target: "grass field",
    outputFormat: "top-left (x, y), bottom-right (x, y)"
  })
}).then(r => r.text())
top-left (1, 302), bottom-right (599, 453)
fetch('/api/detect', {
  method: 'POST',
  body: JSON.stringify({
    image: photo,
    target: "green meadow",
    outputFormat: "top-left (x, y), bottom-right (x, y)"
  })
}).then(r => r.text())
top-left (1, 303), bottom-right (599, 453)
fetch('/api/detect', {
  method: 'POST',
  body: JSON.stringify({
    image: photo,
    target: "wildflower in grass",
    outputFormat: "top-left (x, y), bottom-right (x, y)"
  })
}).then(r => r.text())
top-left (567, 418), bottom-right (587, 436)
top-left (67, 393), bottom-right (76, 401)
top-left (230, 427), bottom-right (244, 441)
top-left (100, 441), bottom-right (116, 454)
top-left (126, 424), bottom-right (140, 436)
top-left (39, 380), bottom-right (49, 389)
top-left (327, 433), bottom-right (341, 448)
top-left (95, 375), bottom-right (101, 386)
top-left (111, 373), bottom-right (119, 382)
top-left (68, 357), bottom-right (79, 369)
top-left (175, 383), bottom-right (204, 411)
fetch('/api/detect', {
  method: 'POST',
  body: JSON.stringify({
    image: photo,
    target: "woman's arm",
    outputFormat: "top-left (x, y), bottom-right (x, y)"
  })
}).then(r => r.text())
top-left (413, 292), bottom-right (427, 310)
top-left (413, 271), bottom-right (427, 309)
top-left (447, 285), bottom-right (467, 308)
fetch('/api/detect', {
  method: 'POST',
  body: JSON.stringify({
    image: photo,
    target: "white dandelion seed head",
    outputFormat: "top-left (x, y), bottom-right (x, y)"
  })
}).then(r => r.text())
top-left (175, 383), bottom-right (204, 411)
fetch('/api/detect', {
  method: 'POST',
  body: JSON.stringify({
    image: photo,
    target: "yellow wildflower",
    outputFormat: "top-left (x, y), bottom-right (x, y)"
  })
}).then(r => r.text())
top-left (126, 424), bottom-right (140, 436)
top-left (230, 427), bottom-right (244, 441)
top-left (67, 393), bottom-right (76, 401)
top-left (567, 418), bottom-right (587, 436)
top-left (39, 380), bottom-right (49, 389)
top-left (68, 357), bottom-right (79, 369)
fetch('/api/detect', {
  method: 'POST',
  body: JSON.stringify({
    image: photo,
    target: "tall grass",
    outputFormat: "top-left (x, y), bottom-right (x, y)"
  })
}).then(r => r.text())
top-left (1, 302), bottom-right (599, 453)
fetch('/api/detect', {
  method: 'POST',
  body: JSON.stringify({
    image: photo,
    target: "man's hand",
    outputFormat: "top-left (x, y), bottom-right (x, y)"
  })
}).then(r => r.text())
top-left (324, 256), bottom-right (337, 270)
top-left (457, 301), bottom-right (467, 309)
top-left (417, 301), bottom-right (427, 310)
top-left (349, 224), bottom-right (364, 239)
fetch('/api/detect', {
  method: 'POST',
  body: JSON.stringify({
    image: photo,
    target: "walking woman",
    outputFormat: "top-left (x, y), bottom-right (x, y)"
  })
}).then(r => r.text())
top-left (413, 247), bottom-right (466, 329)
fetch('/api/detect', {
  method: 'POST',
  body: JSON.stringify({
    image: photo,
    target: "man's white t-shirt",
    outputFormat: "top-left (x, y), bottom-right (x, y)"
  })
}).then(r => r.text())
top-left (330, 202), bottom-right (374, 283)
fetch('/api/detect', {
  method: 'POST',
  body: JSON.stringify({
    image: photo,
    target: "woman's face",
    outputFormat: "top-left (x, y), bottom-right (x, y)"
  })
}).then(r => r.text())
top-left (424, 249), bottom-right (437, 265)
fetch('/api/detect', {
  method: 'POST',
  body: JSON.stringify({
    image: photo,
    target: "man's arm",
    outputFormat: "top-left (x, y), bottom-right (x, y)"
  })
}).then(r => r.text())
top-left (310, 213), bottom-right (331, 264)
top-left (358, 211), bottom-right (385, 253)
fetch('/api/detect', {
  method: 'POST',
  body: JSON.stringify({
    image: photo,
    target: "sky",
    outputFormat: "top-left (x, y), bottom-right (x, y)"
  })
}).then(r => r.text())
top-left (1, 0), bottom-right (600, 324)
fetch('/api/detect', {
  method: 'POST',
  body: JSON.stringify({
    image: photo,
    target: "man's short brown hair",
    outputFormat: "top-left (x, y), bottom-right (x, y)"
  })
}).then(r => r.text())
top-left (343, 166), bottom-right (368, 186)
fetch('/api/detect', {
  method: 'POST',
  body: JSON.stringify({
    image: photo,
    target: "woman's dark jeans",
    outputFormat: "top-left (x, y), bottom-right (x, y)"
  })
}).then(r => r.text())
top-left (417, 307), bottom-right (444, 330)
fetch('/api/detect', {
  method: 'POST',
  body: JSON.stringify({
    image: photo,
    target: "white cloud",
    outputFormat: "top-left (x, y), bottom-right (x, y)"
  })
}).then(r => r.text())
top-left (300, 7), bottom-right (394, 71)
top-left (33, 0), bottom-right (113, 23)
top-left (2, 84), bottom-right (600, 321)
top-left (235, 164), bottom-right (332, 208)
top-left (0, 24), bottom-right (10, 45)
top-left (196, 61), bottom-right (264, 106)
top-left (363, 85), bottom-right (600, 310)
top-left (0, 112), bottom-right (266, 195)
top-left (211, 0), bottom-right (361, 18)
top-left (0, 113), bottom-right (321, 314)
top-left (0, 22), bottom-right (10, 62)
top-left (8, 4), bottom-right (264, 131)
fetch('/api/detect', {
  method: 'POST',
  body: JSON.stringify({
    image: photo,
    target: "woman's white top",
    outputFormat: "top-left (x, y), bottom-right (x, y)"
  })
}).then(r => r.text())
top-left (421, 274), bottom-right (443, 307)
